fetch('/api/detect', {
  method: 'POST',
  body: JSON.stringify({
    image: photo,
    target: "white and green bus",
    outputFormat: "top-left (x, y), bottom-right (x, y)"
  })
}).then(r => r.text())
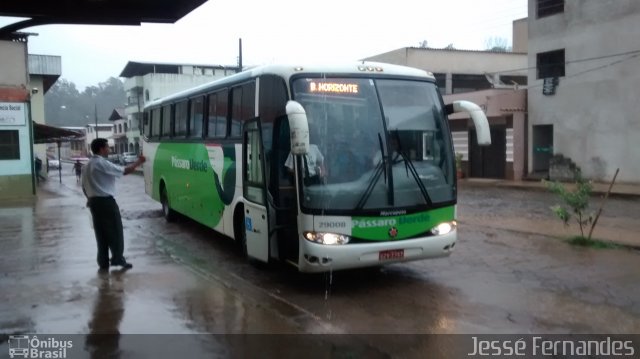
top-left (142, 62), bottom-right (490, 273)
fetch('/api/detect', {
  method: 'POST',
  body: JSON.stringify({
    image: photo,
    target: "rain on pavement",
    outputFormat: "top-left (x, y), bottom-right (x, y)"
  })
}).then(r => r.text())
top-left (1, 169), bottom-right (639, 355)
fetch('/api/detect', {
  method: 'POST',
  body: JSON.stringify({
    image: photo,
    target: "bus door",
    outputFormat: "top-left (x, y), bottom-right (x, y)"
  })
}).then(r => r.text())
top-left (242, 119), bottom-right (270, 262)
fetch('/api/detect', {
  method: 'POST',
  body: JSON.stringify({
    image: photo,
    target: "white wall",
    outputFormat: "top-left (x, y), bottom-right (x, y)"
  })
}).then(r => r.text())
top-left (528, 0), bottom-right (640, 182)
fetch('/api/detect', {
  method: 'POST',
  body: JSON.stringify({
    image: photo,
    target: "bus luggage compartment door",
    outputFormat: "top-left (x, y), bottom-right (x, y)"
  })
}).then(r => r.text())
top-left (244, 201), bottom-right (269, 262)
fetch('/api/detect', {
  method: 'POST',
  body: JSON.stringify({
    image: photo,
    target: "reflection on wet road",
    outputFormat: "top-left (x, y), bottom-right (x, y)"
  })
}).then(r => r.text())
top-left (1, 172), bottom-right (639, 356)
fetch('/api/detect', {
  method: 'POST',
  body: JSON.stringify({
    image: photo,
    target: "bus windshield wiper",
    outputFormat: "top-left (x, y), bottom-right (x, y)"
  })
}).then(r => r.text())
top-left (355, 133), bottom-right (387, 210)
top-left (398, 151), bottom-right (433, 207)
top-left (355, 155), bottom-right (384, 210)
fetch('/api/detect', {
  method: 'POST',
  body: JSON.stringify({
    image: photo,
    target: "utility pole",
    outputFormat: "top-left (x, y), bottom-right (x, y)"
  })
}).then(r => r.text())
top-left (238, 38), bottom-right (243, 71)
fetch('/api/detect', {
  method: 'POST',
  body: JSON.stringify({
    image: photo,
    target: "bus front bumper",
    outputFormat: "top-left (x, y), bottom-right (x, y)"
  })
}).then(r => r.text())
top-left (297, 230), bottom-right (457, 273)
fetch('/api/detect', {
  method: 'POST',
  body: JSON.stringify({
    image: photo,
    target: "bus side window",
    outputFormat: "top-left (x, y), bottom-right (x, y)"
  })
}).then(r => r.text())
top-left (190, 96), bottom-right (204, 138)
top-left (143, 111), bottom-right (150, 137)
top-left (175, 101), bottom-right (188, 137)
top-left (151, 108), bottom-right (161, 139)
top-left (161, 105), bottom-right (173, 138)
top-left (230, 82), bottom-right (255, 137)
top-left (230, 87), bottom-right (242, 137)
top-left (216, 89), bottom-right (228, 137)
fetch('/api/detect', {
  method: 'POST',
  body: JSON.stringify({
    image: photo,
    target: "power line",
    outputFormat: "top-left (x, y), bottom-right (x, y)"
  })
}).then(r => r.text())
top-left (527, 52), bottom-right (640, 90)
top-left (488, 48), bottom-right (640, 75)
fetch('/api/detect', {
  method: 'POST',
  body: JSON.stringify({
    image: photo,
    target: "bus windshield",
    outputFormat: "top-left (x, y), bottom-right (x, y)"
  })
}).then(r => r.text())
top-left (291, 77), bottom-right (455, 214)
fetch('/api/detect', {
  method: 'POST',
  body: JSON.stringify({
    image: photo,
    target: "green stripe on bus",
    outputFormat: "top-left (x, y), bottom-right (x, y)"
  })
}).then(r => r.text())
top-left (351, 206), bottom-right (454, 240)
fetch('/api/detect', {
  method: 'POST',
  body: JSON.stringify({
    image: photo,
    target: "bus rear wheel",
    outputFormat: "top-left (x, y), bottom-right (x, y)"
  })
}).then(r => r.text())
top-left (161, 185), bottom-right (177, 222)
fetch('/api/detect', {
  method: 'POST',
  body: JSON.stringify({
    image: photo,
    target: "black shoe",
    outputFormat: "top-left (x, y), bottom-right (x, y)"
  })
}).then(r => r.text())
top-left (98, 266), bottom-right (109, 273)
top-left (111, 260), bottom-right (132, 269)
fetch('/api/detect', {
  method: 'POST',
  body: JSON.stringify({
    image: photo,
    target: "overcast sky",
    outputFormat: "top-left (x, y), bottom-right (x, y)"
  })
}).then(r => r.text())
top-left (1, 0), bottom-right (527, 91)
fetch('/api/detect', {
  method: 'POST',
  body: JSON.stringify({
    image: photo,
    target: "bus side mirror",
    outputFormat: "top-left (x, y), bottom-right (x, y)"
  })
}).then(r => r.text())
top-left (446, 101), bottom-right (491, 146)
top-left (286, 100), bottom-right (309, 155)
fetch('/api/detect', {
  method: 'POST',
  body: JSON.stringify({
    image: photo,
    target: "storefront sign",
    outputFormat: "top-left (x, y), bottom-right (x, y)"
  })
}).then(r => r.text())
top-left (0, 102), bottom-right (26, 126)
top-left (542, 77), bottom-right (558, 96)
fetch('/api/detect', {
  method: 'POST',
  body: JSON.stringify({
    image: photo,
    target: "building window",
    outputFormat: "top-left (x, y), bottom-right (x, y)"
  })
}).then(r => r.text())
top-left (0, 130), bottom-right (20, 160)
top-left (537, 0), bottom-right (564, 18)
top-left (452, 74), bottom-right (491, 94)
top-left (537, 49), bottom-right (565, 79)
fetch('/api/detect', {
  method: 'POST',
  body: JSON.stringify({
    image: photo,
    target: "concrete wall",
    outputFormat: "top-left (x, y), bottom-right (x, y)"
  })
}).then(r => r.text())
top-left (512, 18), bottom-right (528, 53)
top-left (29, 77), bottom-right (47, 160)
top-left (365, 48), bottom-right (527, 76)
top-left (527, 0), bottom-right (640, 182)
top-left (0, 41), bottom-right (28, 87)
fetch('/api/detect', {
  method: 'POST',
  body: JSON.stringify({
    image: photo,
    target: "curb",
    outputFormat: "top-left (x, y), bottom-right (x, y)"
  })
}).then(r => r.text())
top-left (458, 180), bottom-right (640, 199)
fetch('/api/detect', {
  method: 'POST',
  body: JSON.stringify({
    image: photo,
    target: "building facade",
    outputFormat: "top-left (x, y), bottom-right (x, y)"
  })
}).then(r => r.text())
top-left (528, 0), bottom-right (640, 182)
top-left (0, 39), bottom-right (31, 199)
top-left (84, 124), bottom-right (115, 154)
top-left (0, 37), bottom-right (63, 199)
top-left (120, 61), bottom-right (240, 155)
top-left (364, 36), bottom-right (528, 180)
top-left (60, 126), bottom-right (87, 159)
top-left (107, 108), bottom-right (128, 154)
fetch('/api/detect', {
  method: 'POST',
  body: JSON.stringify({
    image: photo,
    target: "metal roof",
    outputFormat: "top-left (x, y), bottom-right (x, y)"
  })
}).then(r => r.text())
top-left (107, 108), bottom-right (126, 121)
top-left (28, 54), bottom-right (61, 93)
top-left (33, 122), bottom-right (82, 144)
top-left (0, 0), bottom-right (208, 37)
top-left (119, 61), bottom-right (239, 78)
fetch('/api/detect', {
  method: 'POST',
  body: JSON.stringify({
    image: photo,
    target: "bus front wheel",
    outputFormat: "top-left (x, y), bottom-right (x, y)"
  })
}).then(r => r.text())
top-left (161, 185), bottom-right (177, 222)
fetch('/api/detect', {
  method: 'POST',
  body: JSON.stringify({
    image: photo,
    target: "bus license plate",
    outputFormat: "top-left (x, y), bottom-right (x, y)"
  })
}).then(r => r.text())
top-left (379, 249), bottom-right (404, 261)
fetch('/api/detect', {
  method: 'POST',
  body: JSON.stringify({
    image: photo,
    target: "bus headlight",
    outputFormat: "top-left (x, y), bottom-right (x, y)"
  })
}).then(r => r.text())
top-left (430, 221), bottom-right (456, 236)
top-left (304, 232), bottom-right (350, 245)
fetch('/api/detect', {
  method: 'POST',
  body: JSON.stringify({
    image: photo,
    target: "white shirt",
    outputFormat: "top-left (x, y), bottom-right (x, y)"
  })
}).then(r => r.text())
top-left (285, 144), bottom-right (324, 176)
top-left (82, 155), bottom-right (124, 197)
top-left (372, 150), bottom-right (401, 166)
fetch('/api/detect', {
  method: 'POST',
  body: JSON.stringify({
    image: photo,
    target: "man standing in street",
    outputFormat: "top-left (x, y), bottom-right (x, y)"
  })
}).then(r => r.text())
top-left (82, 138), bottom-right (145, 271)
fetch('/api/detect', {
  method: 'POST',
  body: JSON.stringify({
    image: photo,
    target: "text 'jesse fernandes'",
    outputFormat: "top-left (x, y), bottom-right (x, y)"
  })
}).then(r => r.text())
top-left (468, 336), bottom-right (634, 357)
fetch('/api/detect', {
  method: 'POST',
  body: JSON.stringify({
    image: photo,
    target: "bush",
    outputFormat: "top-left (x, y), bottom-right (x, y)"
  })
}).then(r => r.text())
top-left (546, 170), bottom-right (593, 239)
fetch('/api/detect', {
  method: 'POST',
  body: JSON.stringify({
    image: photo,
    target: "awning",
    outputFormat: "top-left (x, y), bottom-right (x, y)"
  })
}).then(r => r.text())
top-left (0, 0), bottom-right (208, 37)
top-left (33, 122), bottom-right (82, 144)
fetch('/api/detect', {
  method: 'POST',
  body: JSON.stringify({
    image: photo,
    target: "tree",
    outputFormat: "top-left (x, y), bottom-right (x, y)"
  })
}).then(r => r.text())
top-left (418, 40), bottom-right (428, 48)
top-left (44, 77), bottom-right (126, 127)
top-left (546, 168), bottom-right (620, 245)
top-left (484, 36), bottom-right (512, 52)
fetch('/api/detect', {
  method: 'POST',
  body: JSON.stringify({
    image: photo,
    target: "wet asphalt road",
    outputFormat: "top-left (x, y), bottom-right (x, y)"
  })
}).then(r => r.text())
top-left (1, 171), bottom-right (639, 356)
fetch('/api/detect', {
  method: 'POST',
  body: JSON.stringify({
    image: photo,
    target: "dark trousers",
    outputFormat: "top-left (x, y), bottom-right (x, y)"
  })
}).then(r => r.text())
top-left (88, 196), bottom-right (125, 267)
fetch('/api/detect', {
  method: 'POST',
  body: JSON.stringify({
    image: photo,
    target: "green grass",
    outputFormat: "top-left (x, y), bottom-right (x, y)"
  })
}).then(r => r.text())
top-left (567, 236), bottom-right (621, 249)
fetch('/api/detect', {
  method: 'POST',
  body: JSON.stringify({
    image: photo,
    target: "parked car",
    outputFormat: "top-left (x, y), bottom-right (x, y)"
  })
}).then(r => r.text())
top-left (107, 154), bottom-right (120, 163)
top-left (48, 158), bottom-right (60, 169)
top-left (120, 152), bottom-right (139, 165)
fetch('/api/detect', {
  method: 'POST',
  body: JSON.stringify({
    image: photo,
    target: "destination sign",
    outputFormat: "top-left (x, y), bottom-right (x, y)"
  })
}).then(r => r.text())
top-left (309, 82), bottom-right (359, 94)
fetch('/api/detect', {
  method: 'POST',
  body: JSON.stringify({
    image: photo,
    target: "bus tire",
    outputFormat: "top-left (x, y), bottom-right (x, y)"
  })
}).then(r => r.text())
top-left (160, 184), bottom-right (177, 222)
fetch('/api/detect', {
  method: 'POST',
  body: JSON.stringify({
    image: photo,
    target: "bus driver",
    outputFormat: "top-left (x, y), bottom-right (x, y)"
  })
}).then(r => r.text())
top-left (284, 144), bottom-right (325, 186)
